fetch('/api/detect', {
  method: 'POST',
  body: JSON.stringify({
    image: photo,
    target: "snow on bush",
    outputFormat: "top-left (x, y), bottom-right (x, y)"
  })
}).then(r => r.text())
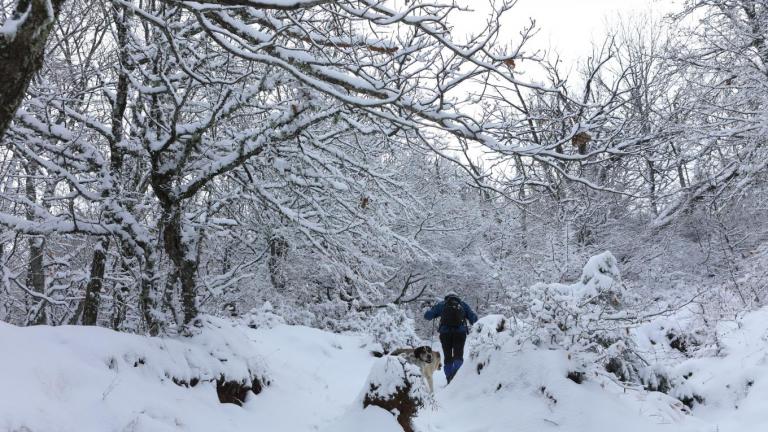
top-left (356, 306), bottom-right (421, 353)
top-left (307, 298), bottom-right (366, 332)
top-left (437, 309), bottom-right (694, 432)
top-left (494, 250), bottom-right (768, 426)
top-left (648, 308), bottom-right (768, 420)
top-left (510, 251), bottom-right (646, 382)
top-left (240, 301), bottom-right (286, 330)
top-left (464, 314), bottom-right (518, 388)
top-left (503, 251), bottom-right (704, 403)
top-left (361, 355), bottom-right (429, 432)
top-left (526, 251), bottom-right (625, 347)
top-left (631, 314), bottom-right (712, 398)
top-left (280, 299), bottom-right (421, 354)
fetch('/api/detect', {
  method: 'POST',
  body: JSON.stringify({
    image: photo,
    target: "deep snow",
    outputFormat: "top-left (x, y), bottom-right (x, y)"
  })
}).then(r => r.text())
top-left (2, 306), bottom-right (768, 432)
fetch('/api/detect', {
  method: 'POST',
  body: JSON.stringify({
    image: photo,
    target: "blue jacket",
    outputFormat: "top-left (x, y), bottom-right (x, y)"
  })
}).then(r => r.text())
top-left (424, 298), bottom-right (478, 334)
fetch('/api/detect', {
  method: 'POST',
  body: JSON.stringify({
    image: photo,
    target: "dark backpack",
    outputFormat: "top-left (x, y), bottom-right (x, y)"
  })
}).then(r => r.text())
top-left (440, 296), bottom-right (466, 329)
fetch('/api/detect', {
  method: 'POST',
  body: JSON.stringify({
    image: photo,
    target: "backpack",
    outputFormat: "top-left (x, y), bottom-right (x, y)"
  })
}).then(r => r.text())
top-left (440, 296), bottom-right (466, 329)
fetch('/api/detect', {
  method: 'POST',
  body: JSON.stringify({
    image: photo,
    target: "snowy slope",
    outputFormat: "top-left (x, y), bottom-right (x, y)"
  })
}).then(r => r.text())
top-left (3, 307), bottom-right (768, 431)
top-left (0, 317), bottom-right (378, 432)
top-left (675, 308), bottom-right (768, 432)
top-left (415, 346), bottom-right (707, 432)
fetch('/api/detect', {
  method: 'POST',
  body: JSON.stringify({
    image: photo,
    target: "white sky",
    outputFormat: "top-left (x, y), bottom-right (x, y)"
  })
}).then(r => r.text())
top-left (453, 0), bottom-right (681, 68)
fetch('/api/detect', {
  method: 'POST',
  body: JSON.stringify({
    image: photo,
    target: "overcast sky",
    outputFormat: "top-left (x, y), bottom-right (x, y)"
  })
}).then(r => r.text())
top-left (453, 0), bottom-right (680, 68)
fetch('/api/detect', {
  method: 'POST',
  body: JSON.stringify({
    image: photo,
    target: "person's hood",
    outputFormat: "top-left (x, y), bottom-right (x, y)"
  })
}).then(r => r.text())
top-left (444, 291), bottom-right (459, 300)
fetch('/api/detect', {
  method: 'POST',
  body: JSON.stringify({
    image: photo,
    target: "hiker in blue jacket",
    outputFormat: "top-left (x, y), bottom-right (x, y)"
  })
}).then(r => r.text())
top-left (424, 291), bottom-right (478, 383)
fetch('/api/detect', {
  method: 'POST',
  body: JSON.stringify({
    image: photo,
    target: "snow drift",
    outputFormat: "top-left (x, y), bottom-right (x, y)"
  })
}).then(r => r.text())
top-left (0, 315), bottom-right (376, 432)
top-left (0, 316), bottom-right (269, 431)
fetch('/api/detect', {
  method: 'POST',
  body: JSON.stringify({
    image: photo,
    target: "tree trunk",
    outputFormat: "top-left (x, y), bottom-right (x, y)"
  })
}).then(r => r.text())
top-left (111, 285), bottom-right (127, 331)
top-left (24, 160), bottom-right (46, 325)
top-left (82, 237), bottom-right (110, 325)
top-left (647, 159), bottom-right (658, 216)
top-left (139, 251), bottom-right (162, 335)
top-left (80, 1), bottom-right (126, 326)
top-left (268, 233), bottom-right (289, 292)
top-left (111, 259), bottom-right (132, 331)
top-left (0, 0), bottom-right (66, 139)
top-left (513, 156), bottom-right (528, 251)
top-left (162, 207), bottom-right (199, 326)
top-left (163, 269), bottom-right (182, 327)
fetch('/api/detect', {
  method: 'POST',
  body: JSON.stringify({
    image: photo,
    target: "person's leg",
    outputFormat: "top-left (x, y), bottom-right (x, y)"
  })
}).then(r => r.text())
top-left (440, 332), bottom-right (454, 380)
top-left (449, 332), bottom-right (467, 379)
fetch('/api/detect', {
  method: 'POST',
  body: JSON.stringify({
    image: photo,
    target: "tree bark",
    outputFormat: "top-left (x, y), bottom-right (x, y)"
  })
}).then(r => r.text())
top-left (162, 207), bottom-right (199, 326)
top-left (82, 238), bottom-right (109, 325)
top-left (0, 0), bottom-right (66, 139)
top-left (139, 250), bottom-right (162, 335)
top-left (24, 160), bottom-right (46, 325)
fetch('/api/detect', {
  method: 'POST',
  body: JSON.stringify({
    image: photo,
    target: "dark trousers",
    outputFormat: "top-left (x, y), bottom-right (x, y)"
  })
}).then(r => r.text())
top-left (439, 331), bottom-right (467, 366)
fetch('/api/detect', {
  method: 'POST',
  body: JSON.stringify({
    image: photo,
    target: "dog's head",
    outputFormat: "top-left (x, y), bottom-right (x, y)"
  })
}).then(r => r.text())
top-left (414, 346), bottom-right (434, 364)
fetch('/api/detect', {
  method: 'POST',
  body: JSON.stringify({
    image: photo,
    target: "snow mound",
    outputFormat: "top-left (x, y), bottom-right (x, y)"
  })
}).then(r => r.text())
top-left (0, 316), bottom-right (268, 432)
top-left (415, 313), bottom-right (708, 432)
top-left (669, 307), bottom-right (768, 432)
top-left (240, 301), bottom-right (286, 330)
top-left (360, 355), bottom-right (430, 432)
top-left (0, 316), bottom-right (378, 432)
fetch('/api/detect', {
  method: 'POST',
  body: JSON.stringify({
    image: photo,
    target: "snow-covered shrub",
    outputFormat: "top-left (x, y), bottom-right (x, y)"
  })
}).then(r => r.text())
top-left (512, 252), bottom-right (650, 384)
top-left (259, 294), bottom-right (365, 333)
top-left (290, 300), bottom-right (421, 353)
top-left (244, 296), bottom-right (420, 355)
top-left (466, 315), bottom-right (517, 383)
top-left (361, 355), bottom-right (428, 432)
top-left (630, 312), bottom-right (721, 405)
top-left (166, 316), bottom-right (271, 406)
top-left (638, 363), bottom-right (674, 394)
top-left (523, 252), bottom-right (626, 347)
top-left (467, 315), bottom-right (514, 358)
top-left (306, 298), bottom-right (367, 333)
top-left (356, 306), bottom-right (421, 353)
top-left (240, 302), bottom-right (287, 330)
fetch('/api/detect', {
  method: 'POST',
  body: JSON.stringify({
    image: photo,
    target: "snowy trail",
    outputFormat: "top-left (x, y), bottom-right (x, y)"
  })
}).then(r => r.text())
top-left (242, 325), bottom-right (377, 431)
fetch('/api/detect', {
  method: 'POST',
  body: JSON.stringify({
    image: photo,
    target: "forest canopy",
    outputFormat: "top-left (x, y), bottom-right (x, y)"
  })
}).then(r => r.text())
top-left (0, 0), bottom-right (766, 337)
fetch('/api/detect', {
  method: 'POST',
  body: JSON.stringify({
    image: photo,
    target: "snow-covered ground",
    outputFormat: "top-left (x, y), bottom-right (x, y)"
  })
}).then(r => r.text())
top-left (2, 306), bottom-right (768, 432)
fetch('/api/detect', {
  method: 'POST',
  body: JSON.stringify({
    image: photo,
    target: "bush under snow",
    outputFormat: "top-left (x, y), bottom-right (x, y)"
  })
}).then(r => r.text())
top-left (360, 355), bottom-right (430, 432)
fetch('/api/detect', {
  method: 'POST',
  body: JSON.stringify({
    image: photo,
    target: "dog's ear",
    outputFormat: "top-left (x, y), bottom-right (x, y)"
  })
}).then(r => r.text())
top-left (414, 346), bottom-right (427, 357)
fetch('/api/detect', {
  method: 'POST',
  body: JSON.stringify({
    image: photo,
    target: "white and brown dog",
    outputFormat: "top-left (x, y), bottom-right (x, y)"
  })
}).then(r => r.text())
top-left (390, 346), bottom-right (442, 393)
